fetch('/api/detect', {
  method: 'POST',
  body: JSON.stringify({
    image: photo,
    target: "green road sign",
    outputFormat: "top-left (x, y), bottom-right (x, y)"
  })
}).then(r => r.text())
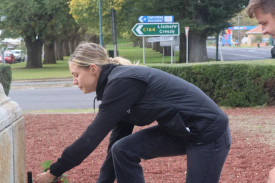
top-left (132, 23), bottom-right (180, 36)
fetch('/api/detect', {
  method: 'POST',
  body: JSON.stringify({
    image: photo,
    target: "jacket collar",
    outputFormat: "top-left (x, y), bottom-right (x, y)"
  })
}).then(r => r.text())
top-left (96, 64), bottom-right (118, 100)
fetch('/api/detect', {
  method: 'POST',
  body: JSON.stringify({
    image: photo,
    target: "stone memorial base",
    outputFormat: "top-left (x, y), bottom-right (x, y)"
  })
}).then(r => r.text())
top-left (0, 84), bottom-right (25, 183)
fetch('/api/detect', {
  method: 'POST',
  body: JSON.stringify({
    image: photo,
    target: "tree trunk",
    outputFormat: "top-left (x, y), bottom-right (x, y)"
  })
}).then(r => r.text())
top-left (69, 38), bottom-right (75, 55)
top-left (43, 41), bottom-right (56, 64)
top-left (157, 45), bottom-right (163, 53)
top-left (84, 34), bottom-right (99, 43)
top-left (189, 31), bottom-right (208, 62)
top-left (152, 42), bottom-right (157, 51)
top-left (133, 41), bottom-right (138, 47)
top-left (54, 40), bottom-right (64, 61)
top-left (139, 39), bottom-right (143, 48)
top-left (179, 32), bottom-right (186, 63)
top-left (153, 42), bottom-right (161, 52)
top-left (62, 39), bottom-right (70, 56)
top-left (145, 41), bottom-right (152, 48)
top-left (75, 34), bottom-right (82, 47)
top-left (25, 36), bottom-right (43, 68)
top-left (188, 4), bottom-right (209, 63)
top-left (163, 47), bottom-right (173, 56)
top-left (69, 35), bottom-right (79, 54)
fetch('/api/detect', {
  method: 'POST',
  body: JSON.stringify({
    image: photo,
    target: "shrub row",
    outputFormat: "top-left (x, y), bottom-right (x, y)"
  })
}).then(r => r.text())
top-left (150, 64), bottom-right (275, 107)
top-left (0, 64), bottom-right (12, 96)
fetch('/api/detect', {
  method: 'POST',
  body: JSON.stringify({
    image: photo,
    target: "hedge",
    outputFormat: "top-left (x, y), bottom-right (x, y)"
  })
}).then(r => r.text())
top-left (150, 64), bottom-right (275, 107)
top-left (0, 64), bottom-right (12, 96)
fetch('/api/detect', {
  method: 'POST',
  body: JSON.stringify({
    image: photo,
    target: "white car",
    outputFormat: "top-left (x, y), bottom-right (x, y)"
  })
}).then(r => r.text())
top-left (11, 50), bottom-right (25, 62)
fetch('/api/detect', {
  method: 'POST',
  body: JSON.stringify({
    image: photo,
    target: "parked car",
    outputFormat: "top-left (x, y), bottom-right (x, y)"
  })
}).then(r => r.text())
top-left (271, 45), bottom-right (275, 58)
top-left (11, 49), bottom-right (25, 62)
top-left (0, 53), bottom-right (16, 64)
top-left (233, 41), bottom-right (239, 46)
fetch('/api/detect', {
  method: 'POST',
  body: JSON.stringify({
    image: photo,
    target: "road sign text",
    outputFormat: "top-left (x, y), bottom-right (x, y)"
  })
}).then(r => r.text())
top-left (132, 23), bottom-right (179, 36)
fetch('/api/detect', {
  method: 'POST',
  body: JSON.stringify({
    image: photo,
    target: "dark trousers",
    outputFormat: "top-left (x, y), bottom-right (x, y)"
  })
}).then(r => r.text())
top-left (111, 125), bottom-right (231, 183)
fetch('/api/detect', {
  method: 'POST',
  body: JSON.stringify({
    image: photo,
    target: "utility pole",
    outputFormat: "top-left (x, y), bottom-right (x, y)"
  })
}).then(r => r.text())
top-left (99, 0), bottom-right (103, 47)
top-left (237, 14), bottom-right (242, 46)
top-left (111, 8), bottom-right (117, 57)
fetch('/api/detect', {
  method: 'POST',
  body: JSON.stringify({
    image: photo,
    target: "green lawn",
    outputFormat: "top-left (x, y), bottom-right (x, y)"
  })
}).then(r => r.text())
top-left (106, 40), bottom-right (179, 64)
top-left (10, 39), bottom-right (275, 80)
top-left (10, 40), bottom-right (179, 80)
top-left (11, 58), bottom-right (72, 80)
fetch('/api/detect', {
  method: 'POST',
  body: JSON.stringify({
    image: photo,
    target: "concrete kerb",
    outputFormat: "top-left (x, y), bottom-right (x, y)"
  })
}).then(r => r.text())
top-left (11, 78), bottom-right (74, 89)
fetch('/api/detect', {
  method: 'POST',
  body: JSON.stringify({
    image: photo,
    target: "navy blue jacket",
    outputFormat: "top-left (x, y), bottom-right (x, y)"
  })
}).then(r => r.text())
top-left (50, 64), bottom-right (228, 179)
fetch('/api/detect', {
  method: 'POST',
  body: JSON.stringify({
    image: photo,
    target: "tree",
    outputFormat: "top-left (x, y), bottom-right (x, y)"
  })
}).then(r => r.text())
top-left (69, 0), bottom-right (114, 45)
top-left (113, 0), bottom-right (249, 62)
top-left (42, 0), bottom-right (80, 64)
top-left (0, 0), bottom-right (79, 68)
top-left (0, 0), bottom-right (48, 68)
top-left (68, 0), bottom-right (249, 62)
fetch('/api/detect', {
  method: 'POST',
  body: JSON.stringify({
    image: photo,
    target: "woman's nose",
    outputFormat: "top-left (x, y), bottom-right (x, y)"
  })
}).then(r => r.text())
top-left (73, 77), bottom-right (78, 85)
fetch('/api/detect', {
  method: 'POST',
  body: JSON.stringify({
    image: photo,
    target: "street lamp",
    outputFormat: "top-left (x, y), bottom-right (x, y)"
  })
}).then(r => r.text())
top-left (99, 0), bottom-right (103, 46)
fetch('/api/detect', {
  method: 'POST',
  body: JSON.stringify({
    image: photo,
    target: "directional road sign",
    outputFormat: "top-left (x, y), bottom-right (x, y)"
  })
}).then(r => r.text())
top-left (147, 36), bottom-right (173, 42)
top-left (132, 23), bottom-right (179, 37)
top-left (138, 16), bottom-right (174, 23)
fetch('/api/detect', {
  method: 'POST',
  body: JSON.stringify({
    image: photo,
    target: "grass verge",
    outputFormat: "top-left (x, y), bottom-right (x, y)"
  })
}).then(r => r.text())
top-left (10, 39), bottom-right (275, 80)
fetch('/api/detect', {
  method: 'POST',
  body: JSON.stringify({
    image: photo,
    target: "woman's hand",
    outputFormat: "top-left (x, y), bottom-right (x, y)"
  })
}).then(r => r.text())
top-left (35, 170), bottom-right (56, 183)
top-left (268, 167), bottom-right (275, 183)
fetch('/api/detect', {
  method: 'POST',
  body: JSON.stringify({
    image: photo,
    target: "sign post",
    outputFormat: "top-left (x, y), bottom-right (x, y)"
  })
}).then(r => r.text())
top-left (111, 8), bottom-right (117, 57)
top-left (185, 27), bottom-right (189, 64)
top-left (171, 38), bottom-right (173, 64)
top-left (143, 37), bottom-right (145, 64)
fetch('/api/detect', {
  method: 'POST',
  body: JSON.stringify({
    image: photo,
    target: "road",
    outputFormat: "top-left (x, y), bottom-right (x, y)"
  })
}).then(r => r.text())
top-left (9, 46), bottom-right (273, 111)
top-left (9, 86), bottom-right (100, 111)
top-left (207, 46), bottom-right (273, 61)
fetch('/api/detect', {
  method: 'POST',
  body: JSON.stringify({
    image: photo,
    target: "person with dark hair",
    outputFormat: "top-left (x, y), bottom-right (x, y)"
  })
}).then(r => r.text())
top-left (35, 42), bottom-right (231, 183)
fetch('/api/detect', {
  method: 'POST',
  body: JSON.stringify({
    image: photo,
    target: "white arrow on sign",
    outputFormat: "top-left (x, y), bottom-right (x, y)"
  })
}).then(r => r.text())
top-left (138, 16), bottom-right (144, 23)
top-left (136, 25), bottom-right (143, 35)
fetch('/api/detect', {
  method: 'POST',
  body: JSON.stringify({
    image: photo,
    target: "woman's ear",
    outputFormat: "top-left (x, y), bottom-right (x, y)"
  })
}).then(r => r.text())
top-left (90, 64), bottom-right (97, 73)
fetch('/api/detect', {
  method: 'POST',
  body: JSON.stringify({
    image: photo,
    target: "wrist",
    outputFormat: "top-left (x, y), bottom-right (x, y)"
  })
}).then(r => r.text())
top-left (45, 170), bottom-right (57, 182)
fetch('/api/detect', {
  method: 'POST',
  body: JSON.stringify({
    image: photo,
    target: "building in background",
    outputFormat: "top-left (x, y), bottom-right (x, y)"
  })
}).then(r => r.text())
top-left (245, 25), bottom-right (272, 46)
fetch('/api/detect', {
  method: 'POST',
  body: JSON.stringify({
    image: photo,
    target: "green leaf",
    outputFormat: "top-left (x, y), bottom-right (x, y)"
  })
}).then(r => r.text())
top-left (40, 160), bottom-right (52, 172)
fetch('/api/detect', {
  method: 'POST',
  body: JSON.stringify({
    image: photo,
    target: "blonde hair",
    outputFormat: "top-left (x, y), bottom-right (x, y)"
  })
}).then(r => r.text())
top-left (247, 0), bottom-right (275, 18)
top-left (69, 42), bottom-right (133, 67)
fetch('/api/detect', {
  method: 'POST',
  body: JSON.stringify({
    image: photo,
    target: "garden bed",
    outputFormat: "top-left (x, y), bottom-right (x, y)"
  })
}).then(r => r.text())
top-left (25, 107), bottom-right (275, 183)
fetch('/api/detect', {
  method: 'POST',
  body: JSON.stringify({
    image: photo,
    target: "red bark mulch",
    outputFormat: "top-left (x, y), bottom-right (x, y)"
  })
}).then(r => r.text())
top-left (25, 107), bottom-right (275, 183)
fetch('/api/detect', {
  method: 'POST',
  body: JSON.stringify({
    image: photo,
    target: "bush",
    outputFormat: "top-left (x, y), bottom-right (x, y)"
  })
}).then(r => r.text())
top-left (0, 64), bottom-right (12, 96)
top-left (150, 64), bottom-right (275, 107)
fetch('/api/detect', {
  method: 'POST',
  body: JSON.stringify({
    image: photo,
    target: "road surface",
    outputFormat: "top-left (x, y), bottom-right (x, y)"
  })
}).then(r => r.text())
top-left (207, 46), bottom-right (273, 61)
top-left (9, 86), bottom-right (100, 111)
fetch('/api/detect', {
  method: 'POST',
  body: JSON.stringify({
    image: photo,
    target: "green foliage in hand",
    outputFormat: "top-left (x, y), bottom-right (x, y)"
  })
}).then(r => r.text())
top-left (40, 160), bottom-right (52, 172)
top-left (40, 160), bottom-right (69, 183)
